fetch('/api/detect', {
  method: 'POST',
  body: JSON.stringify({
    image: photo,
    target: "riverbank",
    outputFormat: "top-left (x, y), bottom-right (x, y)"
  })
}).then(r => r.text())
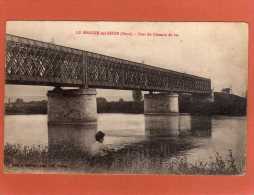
top-left (4, 143), bottom-right (245, 175)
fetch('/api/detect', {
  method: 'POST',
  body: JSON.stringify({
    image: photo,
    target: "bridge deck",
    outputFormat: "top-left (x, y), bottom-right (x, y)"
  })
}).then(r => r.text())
top-left (6, 34), bottom-right (211, 94)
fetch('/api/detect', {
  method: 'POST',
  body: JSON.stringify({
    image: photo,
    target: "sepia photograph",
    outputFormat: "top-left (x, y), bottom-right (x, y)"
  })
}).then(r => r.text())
top-left (4, 21), bottom-right (248, 174)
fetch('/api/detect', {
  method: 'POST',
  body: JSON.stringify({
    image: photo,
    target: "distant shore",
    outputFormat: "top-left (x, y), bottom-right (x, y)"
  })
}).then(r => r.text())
top-left (5, 92), bottom-right (247, 116)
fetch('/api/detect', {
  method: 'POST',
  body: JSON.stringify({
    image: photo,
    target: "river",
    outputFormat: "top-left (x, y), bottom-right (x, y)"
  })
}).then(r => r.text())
top-left (4, 114), bottom-right (246, 174)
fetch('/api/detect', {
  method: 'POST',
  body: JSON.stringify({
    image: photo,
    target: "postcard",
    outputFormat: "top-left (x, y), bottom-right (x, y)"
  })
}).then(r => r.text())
top-left (4, 21), bottom-right (248, 175)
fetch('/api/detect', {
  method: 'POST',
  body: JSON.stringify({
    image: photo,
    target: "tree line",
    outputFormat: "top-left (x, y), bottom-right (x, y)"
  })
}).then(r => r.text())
top-left (5, 90), bottom-right (246, 116)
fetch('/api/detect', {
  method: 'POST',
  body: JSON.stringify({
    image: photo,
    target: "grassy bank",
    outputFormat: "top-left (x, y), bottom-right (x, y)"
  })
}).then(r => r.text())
top-left (4, 143), bottom-right (245, 175)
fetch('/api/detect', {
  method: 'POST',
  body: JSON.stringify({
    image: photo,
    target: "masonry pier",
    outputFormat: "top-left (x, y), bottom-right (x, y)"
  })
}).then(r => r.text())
top-left (144, 93), bottom-right (183, 136)
top-left (47, 87), bottom-right (97, 151)
top-left (144, 93), bottom-right (179, 114)
top-left (47, 87), bottom-right (97, 125)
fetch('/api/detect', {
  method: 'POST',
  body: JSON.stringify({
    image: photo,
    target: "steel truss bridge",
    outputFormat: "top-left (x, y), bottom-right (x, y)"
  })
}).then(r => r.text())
top-left (5, 34), bottom-right (211, 94)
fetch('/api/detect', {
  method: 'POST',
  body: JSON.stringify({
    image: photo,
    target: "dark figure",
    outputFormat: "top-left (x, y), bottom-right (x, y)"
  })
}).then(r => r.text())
top-left (89, 131), bottom-right (113, 169)
top-left (90, 131), bottom-right (107, 156)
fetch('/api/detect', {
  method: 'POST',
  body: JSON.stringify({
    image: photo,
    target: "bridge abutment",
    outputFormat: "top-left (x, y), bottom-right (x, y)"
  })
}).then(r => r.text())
top-left (47, 87), bottom-right (97, 125)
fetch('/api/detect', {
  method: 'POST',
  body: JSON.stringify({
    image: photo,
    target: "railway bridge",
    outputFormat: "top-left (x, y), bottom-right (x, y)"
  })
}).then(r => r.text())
top-left (6, 34), bottom-right (212, 125)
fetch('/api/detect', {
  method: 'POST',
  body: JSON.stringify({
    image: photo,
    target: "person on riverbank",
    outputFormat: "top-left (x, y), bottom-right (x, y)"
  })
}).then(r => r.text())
top-left (89, 130), bottom-right (113, 168)
top-left (90, 131), bottom-right (107, 156)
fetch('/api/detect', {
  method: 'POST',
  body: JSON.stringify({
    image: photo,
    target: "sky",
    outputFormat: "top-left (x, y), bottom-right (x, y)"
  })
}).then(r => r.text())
top-left (5, 21), bottom-right (248, 101)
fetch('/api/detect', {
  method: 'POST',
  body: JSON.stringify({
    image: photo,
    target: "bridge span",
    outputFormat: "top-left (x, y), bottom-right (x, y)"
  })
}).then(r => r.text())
top-left (5, 34), bottom-right (212, 126)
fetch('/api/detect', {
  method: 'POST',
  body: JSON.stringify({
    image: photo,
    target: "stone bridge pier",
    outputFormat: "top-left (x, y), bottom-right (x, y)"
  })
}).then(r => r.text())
top-left (47, 87), bottom-right (97, 125)
top-left (144, 93), bottom-right (179, 114)
top-left (47, 87), bottom-right (97, 152)
top-left (144, 93), bottom-right (181, 136)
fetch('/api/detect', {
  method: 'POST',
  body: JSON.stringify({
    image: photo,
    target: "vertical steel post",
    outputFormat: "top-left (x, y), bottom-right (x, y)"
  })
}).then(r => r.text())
top-left (82, 51), bottom-right (88, 88)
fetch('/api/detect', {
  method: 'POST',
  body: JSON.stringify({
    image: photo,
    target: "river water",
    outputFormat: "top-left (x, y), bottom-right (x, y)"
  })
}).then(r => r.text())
top-left (4, 114), bottom-right (246, 173)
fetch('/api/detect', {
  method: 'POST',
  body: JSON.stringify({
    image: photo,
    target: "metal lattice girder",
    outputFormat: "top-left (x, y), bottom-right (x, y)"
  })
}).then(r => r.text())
top-left (6, 34), bottom-right (83, 86)
top-left (5, 34), bottom-right (211, 94)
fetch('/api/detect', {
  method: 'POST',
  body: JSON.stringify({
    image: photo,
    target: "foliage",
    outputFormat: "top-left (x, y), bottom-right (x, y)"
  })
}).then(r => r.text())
top-left (132, 90), bottom-right (143, 102)
top-left (5, 100), bottom-right (47, 115)
top-left (97, 99), bottom-right (144, 113)
top-left (4, 143), bottom-right (244, 175)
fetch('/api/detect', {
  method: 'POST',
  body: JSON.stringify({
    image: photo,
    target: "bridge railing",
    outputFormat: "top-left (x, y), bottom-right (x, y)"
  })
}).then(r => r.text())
top-left (5, 34), bottom-right (211, 94)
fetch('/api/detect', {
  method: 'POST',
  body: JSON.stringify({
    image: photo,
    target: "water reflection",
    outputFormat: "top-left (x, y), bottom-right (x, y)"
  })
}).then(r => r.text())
top-left (145, 114), bottom-right (212, 138)
top-left (48, 123), bottom-right (97, 153)
top-left (179, 114), bottom-right (192, 136)
top-left (47, 114), bottom-right (212, 155)
top-left (145, 114), bottom-right (180, 136)
top-left (191, 116), bottom-right (212, 137)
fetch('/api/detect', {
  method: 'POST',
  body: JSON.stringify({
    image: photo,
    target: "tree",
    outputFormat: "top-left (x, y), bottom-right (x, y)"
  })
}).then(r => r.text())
top-left (119, 98), bottom-right (124, 103)
top-left (132, 90), bottom-right (143, 102)
top-left (96, 97), bottom-right (107, 104)
top-left (15, 98), bottom-right (24, 104)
